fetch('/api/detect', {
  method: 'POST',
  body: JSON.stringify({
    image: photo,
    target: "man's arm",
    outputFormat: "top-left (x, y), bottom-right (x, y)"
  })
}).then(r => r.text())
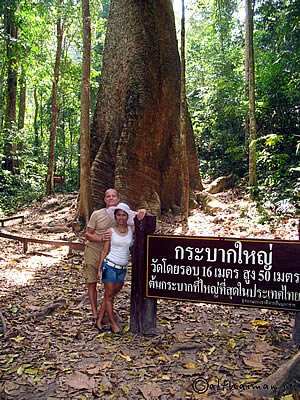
top-left (135, 208), bottom-right (147, 221)
top-left (85, 227), bottom-right (112, 243)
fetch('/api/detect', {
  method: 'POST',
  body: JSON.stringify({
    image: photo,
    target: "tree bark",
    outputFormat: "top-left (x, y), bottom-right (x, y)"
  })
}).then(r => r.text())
top-left (78, 0), bottom-right (93, 225)
top-left (246, 0), bottom-right (257, 200)
top-left (33, 86), bottom-right (39, 156)
top-left (180, 0), bottom-right (189, 221)
top-left (15, 67), bottom-right (26, 170)
top-left (18, 68), bottom-right (26, 130)
top-left (244, 5), bottom-right (249, 146)
top-left (90, 0), bottom-right (202, 215)
top-left (0, 61), bottom-right (6, 134)
top-left (46, 14), bottom-right (64, 195)
top-left (3, 0), bottom-right (19, 172)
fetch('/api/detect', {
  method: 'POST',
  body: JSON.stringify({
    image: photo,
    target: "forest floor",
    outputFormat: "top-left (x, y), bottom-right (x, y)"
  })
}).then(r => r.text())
top-left (0, 186), bottom-right (299, 400)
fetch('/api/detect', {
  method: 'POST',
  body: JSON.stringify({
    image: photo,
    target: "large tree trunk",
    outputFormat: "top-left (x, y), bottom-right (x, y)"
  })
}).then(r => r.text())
top-left (78, 0), bottom-right (93, 225)
top-left (246, 0), bottom-right (257, 200)
top-left (46, 15), bottom-right (64, 195)
top-left (90, 0), bottom-right (202, 215)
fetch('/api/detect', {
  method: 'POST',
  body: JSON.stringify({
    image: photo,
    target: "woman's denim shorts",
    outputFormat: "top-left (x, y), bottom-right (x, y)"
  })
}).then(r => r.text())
top-left (101, 260), bottom-right (127, 285)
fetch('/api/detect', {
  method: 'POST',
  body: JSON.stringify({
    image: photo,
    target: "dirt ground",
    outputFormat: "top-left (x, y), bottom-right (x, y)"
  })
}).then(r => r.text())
top-left (0, 190), bottom-right (299, 400)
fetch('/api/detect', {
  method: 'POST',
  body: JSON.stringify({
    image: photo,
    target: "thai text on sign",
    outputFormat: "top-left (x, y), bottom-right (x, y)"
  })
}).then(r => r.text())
top-left (146, 235), bottom-right (300, 311)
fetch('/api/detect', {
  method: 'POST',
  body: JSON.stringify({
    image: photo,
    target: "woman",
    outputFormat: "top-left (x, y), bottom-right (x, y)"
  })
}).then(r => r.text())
top-left (96, 203), bottom-right (135, 335)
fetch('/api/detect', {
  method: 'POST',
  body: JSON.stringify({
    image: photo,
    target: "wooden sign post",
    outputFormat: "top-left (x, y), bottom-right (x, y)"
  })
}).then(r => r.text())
top-left (130, 215), bottom-right (157, 334)
top-left (53, 174), bottom-right (65, 192)
top-left (293, 221), bottom-right (300, 345)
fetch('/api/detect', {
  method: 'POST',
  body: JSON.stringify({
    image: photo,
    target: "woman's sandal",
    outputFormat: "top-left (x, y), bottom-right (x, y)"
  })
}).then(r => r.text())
top-left (97, 327), bottom-right (108, 334)
top-left (110, 327), bottom-right (123, 336)
top-left (96, 324), bottom-right (108, 333)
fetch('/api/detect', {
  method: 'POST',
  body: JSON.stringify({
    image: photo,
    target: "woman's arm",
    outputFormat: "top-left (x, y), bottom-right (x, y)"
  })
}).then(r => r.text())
top-left (97, 240), bottom-right (110, 280)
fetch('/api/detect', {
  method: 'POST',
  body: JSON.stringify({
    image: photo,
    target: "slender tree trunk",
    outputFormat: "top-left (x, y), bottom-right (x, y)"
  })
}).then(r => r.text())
top-left (78, 0), bottom-right (93, 225)
top-left (18, 69), bottom-right (26, 130)
top-left (46, 16), bottom-right (64, 195)
top-left (69, 116), bottom-right (74, 186)
top-left (40, 91), bottom-right (43, 139)
top-left (15, 67), bottom-right (26, 170)
top-left (0, 61), bottom-right (6, 134)
top-left (180, 0), bottom-right (189, 221)
top-left (4, 1), bottom-right (19, 172)
top-left (33, 87), bottom-right (39, 156)
top-left (246, 0), bottom-right (257, 200)
top-left (244, 5), bottom-right (249, 146)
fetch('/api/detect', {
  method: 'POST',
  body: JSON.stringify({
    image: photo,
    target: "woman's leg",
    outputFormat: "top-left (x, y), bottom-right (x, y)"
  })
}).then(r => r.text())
top-left (113, 282), bottom-right (123, 297)
top-left (104, 281), bottom-right (124, 332)
top-left (97, 281), bottom-right (123, 330)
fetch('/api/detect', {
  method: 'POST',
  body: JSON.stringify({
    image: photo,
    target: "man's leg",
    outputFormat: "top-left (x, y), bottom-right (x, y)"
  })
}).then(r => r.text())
top-left (84, 246), bottom-right (101, 322)
top-left (87, 282), bottom-right (98, 319)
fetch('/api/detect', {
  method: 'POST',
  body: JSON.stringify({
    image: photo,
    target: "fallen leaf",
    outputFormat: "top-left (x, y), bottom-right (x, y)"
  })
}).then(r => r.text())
top-left (251, 319), bottom-right (270, 326)
top-left (11, 336), bottom-right (25, 342)
top-left (120, 353), bottom-right (132, 362)
top-left (139, 384), bottom-right (162, 399)
top-left (24, 368), bottom-right (39, 375)
top-left (242, 353), bottom-right (264, 369)
top-left (65, 371), bottom-right (96, 390)
top-left (184, 362), bottom-right (198, 369)
top-left (86, 367), bottom-right (101, 374)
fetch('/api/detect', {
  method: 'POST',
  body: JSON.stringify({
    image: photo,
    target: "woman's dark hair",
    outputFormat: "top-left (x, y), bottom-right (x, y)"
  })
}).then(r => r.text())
top-left (114, 209), bottom-right (128, 218)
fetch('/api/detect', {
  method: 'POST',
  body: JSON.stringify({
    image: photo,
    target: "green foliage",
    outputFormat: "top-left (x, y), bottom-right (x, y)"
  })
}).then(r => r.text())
top-left (256, 133), bottom-right (299, 210)
top-left (186, 0), bottom-right (247, 179)
top-left (0, 0), bottom-right (298, 214)
top-left (0, 126), bottom-right (46, 215)
top-left (0, 0), bottom-right (110, 214)
top-left (184, 0), bottom-right (299, 211)
top-left (252, 0), bottom-right (300, 209)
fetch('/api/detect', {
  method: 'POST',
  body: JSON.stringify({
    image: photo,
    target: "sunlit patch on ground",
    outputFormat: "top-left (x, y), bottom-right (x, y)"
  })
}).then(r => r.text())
top-left (0, 244), bottom-right (70, 296)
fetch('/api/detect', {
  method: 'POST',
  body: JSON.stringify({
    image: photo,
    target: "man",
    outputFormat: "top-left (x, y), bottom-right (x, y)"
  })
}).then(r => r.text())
top-left (83, 188), bottom-right (146, 325)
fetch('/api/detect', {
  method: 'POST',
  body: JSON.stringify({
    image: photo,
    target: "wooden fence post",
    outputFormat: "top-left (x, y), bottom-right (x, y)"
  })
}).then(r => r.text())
top-left (292, 219), bottom-right (300, 345)
top-left (130, 215), bottom-right (157, 335)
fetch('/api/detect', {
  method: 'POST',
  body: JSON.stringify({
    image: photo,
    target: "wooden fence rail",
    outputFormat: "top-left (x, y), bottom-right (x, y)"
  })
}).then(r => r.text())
top-left (0, 215), bottom-right (24, 227)
top-left (0, 231), bottom-right (85, 253)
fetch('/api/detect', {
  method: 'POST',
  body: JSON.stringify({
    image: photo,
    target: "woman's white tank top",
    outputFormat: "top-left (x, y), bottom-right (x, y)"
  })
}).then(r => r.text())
top-left (106, 227), bottom-right (133, 266)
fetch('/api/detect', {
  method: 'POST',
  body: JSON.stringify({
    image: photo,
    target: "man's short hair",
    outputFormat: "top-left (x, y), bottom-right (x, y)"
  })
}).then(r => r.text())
top-left (105, 188), bottom-right (120, 198)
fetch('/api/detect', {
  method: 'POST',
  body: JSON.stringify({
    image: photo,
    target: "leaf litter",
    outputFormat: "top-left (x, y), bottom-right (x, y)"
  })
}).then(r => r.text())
top-left (0, 190), bottom-right (299, 399)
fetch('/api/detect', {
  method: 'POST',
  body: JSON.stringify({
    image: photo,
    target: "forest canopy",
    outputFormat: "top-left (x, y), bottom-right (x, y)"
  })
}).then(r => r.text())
top-left (0, 0), bottom-right (299, 217)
